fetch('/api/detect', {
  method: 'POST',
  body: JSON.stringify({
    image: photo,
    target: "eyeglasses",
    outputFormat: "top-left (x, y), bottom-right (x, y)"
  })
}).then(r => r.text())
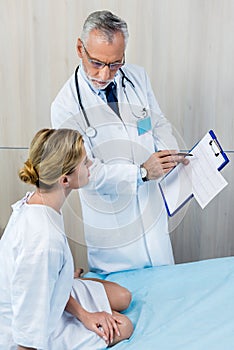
top-left (81, 41), bottom-right (125, 71)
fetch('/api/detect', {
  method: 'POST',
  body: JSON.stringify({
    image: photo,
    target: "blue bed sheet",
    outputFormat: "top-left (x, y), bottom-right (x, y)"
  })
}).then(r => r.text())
top-left (86, 257), bottom-right (234, 349)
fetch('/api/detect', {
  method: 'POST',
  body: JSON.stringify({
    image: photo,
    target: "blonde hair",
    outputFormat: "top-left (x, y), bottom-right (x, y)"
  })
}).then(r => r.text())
top-left (19, 129), bottom-right (84, 188)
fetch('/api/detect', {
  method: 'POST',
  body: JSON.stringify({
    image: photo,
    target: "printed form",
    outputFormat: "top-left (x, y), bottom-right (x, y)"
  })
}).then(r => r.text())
top-left (159, 132), bottom-right (228, 215)
top-left (190, 133), bottom-right (228, 208)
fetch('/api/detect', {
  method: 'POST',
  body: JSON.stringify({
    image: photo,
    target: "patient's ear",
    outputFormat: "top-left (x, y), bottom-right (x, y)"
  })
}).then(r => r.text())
top-left (59, 175), bottom-right (70, 188)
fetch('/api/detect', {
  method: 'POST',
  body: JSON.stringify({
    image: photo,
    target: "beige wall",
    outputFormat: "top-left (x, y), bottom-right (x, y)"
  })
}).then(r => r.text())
top-left (1, 0), bottom-right (234, 271)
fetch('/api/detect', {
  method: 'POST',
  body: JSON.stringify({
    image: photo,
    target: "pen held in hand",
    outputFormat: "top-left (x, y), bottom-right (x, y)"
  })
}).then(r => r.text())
top-left (176, 152), bottom-right (193, 157)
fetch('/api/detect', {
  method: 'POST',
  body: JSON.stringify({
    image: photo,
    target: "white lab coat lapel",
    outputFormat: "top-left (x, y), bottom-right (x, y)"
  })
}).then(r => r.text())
top-left (78, 70), bottom-right (134, 162)
top-left (116, 70), bottom-right (156, 164)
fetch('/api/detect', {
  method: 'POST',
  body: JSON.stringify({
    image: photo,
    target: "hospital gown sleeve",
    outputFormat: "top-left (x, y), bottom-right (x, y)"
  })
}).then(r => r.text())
top-left (11, 248), bottom-right (65, 349)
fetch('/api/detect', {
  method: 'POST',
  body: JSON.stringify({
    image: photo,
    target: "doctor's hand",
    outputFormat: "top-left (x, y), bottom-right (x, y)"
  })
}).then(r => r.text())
top-left (143, 150), bottom-right (189, 180)
top-left (79, 310), bottom-right (122, 345)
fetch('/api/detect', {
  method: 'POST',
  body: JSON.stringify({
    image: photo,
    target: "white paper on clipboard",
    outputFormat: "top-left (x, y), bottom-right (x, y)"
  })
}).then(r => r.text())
top-left (158, 130), bottom-right (229, 216)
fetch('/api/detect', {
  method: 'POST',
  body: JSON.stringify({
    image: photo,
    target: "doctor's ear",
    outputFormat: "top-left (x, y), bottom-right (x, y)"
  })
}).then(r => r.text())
top-left (76, 38), bottom-right (83, 58)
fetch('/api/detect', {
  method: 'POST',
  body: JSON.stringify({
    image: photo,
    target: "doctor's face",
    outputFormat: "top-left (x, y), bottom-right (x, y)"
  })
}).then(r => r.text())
top-left (77, 29), bottom-right (125, 90)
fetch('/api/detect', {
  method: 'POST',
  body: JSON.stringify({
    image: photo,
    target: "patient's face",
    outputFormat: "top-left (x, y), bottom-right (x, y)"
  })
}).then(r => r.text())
top-left (69, 148), bottom-right (91, 189)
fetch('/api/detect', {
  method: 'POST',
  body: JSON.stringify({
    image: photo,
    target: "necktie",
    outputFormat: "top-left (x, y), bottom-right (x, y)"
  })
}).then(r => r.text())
top-left (105, 82), bottom-right (120, 117)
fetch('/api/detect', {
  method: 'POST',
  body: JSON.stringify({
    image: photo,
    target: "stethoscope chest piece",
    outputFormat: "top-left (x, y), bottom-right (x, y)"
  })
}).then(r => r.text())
top-left (85, 126), bottom-right (97, 138)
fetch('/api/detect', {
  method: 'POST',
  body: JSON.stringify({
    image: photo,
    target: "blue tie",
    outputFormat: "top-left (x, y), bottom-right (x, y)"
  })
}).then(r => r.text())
top-left (105, 82), bottom-right (120, 117)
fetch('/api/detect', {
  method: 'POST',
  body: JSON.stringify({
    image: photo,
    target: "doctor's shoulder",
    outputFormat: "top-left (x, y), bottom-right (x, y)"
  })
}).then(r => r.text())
top-left (121, 63), bottom-right (149, 88)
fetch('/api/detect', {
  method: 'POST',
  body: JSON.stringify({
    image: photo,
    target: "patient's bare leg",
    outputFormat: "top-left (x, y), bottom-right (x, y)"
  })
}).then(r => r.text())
top-left (82, 278), bottom-right (132, 311)
top-left (81, 278), bottom-right (133, 345)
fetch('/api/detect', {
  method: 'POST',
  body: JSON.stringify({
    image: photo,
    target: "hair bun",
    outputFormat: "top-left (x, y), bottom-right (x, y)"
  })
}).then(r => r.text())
top-left (19, 159), bottom-right (39, 185)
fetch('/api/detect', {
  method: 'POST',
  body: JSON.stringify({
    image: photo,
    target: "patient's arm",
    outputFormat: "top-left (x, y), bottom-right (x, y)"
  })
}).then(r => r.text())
top-left (65, 294), bottom-right (122, 346)
top-left (18, 346), bottom-right (36, 350)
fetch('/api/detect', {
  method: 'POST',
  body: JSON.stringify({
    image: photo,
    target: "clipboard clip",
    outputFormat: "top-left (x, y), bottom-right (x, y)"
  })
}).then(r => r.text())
top-left (209, 139), bottom-right (221, 157)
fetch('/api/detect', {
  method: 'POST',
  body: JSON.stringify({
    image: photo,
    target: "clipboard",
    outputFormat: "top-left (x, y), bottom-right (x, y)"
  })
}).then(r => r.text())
top-left (159, 130), bottom-right (229, 217)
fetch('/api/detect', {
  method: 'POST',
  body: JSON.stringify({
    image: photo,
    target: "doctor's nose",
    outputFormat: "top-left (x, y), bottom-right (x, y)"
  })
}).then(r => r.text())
top-left (98, 66), bottom-right (112, 81)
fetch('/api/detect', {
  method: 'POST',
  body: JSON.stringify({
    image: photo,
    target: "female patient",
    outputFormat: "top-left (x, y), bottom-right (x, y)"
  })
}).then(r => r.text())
top-left (0, 128), bottom-right (133, 350)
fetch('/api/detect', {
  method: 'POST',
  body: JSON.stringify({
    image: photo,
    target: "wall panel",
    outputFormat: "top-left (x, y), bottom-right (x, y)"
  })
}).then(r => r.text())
top-left (0, 149), bottom-right (32, 234)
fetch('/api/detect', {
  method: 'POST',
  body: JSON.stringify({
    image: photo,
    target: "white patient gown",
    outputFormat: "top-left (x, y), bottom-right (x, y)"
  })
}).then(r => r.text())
top-left (0, 193), bottom-right (111, 350)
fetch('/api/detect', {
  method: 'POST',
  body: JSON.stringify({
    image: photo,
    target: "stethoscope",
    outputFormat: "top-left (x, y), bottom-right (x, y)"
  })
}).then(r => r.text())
top-left (74, 65), bottom-right (147, 138)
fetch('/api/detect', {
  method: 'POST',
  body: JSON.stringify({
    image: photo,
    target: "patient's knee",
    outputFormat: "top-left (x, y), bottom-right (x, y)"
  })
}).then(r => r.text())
top-left (118, 287), bottom-right (132, 311)
top-left (122, 315), bottom-right (134, 339)
top-left (110, 313), bottom-right (133, 347)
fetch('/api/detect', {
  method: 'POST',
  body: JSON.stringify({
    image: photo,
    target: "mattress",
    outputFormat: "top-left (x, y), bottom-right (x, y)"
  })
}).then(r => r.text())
top-left (86, 257), bottom-right (234, 349)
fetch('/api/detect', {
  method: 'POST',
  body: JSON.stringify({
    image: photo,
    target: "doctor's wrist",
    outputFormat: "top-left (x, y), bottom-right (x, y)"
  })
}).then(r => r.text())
top-left (140, 164), bottom-right (149, 182)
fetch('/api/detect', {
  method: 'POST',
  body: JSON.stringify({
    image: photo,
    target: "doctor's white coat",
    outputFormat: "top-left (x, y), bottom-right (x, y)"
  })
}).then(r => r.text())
top-left (51, 63), bottom-right (179, 274)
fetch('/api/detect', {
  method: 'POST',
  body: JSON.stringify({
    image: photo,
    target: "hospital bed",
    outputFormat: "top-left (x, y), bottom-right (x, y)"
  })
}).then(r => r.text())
top-left (86, 257), bottom-right (234, 349)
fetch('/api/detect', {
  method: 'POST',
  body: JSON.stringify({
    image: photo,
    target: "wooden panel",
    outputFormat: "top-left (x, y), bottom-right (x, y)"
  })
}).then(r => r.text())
top-left (0, 149), bottom-right (32, 235)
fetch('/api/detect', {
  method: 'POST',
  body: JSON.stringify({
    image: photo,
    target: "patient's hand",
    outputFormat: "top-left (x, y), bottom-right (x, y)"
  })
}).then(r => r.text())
top-left (79, 310), bottom-right (122, 345)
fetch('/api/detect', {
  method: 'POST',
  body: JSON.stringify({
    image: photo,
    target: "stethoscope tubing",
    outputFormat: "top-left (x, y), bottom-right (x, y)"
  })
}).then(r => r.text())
top-left (75, 66), bottom-right (91, 128)
top-left (74, 65), bottom-right (146, 137)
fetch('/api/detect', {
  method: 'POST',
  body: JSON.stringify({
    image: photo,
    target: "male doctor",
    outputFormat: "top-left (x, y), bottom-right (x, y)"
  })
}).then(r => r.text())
top-left (51, 10), bottom-right (188, 274)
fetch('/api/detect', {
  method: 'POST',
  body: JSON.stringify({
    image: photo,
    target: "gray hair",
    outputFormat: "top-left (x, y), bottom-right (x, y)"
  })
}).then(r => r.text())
top-left (81, 10), bottom-right (129, 48)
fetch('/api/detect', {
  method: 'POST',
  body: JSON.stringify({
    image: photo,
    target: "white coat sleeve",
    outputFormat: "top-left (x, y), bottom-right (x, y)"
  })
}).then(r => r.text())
top-left (84, 156), bottom-right (139, 196)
